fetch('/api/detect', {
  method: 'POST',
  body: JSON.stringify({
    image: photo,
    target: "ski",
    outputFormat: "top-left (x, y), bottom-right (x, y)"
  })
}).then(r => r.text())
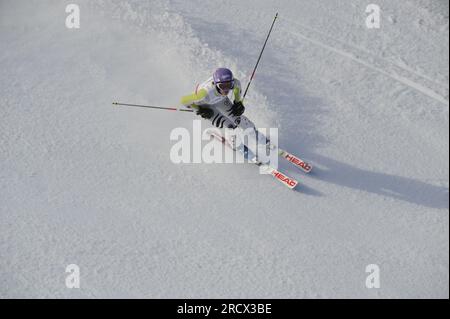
top-left (253, 129), bottom-right (312, 173)
top-left (264, 142), bottom-right (312, 173)
top-left (206, 129), bottom-right (236, 150)
top-left (277, 148), bottom-right (312, 173)
top-left (251, 159), bottom-right (298, 189)
top-left (206, 129), bottom-right (299, 190)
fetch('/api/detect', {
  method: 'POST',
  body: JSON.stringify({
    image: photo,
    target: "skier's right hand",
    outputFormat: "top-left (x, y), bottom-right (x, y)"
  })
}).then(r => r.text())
top-left (228, 101), bottom-right (245, 117)
top-left (195, 106), bottom-right (214, 119)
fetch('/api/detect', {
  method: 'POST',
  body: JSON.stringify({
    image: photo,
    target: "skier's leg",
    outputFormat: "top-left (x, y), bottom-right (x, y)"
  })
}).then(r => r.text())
top-left (204, 99), bottom-right (239, 149)
top-left (206, 99), bottom-right (265, 155)
top-left (199, 100), bottom-right (238, 150)
top-left (209, 99), bottom-right (272, 160)
top-left (227, 115), bottom-right (275, 164)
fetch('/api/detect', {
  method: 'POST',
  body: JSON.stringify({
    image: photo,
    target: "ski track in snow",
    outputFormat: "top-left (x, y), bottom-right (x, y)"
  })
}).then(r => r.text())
top-left (281, 17), bottom-right (449, 106)
top-left (285, 26), bottom-right (449, 106)
top-left (0, 0), bottom-right (448, 298)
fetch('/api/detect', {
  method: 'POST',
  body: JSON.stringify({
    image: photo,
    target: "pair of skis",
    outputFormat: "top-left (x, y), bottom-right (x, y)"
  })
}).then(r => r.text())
top-left (250, 147), bottom-right (311, 190)
top-left (206, 130), bottom-right (312, 190)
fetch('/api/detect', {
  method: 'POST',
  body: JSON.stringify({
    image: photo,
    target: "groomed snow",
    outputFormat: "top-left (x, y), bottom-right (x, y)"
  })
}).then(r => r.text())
top-left (0, 0), bottom-right (448, 298)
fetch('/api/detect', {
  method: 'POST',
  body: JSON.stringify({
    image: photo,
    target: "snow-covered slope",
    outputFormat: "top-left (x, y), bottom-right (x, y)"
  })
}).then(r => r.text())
top-left (0, 0), bottom-right (448, 298)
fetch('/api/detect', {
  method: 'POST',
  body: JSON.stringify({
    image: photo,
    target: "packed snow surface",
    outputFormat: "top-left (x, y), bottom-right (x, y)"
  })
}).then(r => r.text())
top-left (0, 0), bottom-right (448, 298)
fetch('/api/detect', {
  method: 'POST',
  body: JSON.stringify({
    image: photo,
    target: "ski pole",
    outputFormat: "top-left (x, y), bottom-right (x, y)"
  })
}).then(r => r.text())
top-left (242, 12), bottom-right (278, 102)
top-left (112, 102), bottom-right (194, 112)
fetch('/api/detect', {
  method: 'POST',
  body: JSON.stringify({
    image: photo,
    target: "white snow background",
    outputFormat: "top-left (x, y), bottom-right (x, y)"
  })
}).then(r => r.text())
top-left (0, 0), bottom-right (448, 298)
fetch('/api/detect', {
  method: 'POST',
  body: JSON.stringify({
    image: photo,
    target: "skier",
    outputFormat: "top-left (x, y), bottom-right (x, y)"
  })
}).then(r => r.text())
top-left (180, 68), bottom-right (271, 161)
top-left (180, 67), bottom-right (245, 130)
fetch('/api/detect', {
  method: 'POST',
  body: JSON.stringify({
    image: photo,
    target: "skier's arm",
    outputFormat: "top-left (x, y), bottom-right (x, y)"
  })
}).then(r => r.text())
top-left (227, 79), bottom-right (245, 116)
top-left (232, 79), bottom-right (242, 103)
top-left (180, 88), bottom-right (208, 108)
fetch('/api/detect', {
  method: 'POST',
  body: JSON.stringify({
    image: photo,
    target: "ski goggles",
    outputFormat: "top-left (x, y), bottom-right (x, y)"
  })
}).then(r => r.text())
top-left (216, 80), bottom-right (234, 91)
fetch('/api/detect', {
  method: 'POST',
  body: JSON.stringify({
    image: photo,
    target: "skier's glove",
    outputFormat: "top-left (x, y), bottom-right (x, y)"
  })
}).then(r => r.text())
top-left (195, 106), bottom-right (214, 119)
top-left (228, 101), bottom-right (245, 117)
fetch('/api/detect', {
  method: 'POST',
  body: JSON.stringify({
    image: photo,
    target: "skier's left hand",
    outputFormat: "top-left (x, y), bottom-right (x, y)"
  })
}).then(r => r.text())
top-left (228, 101), bottom-right (245, 117)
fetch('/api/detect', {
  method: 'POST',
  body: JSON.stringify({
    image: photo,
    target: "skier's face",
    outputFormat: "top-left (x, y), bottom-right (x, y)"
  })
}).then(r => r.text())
top-left (218, 88), bottom-right (230, 95)
top-left (216, 81), bottom-right (234, 95)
